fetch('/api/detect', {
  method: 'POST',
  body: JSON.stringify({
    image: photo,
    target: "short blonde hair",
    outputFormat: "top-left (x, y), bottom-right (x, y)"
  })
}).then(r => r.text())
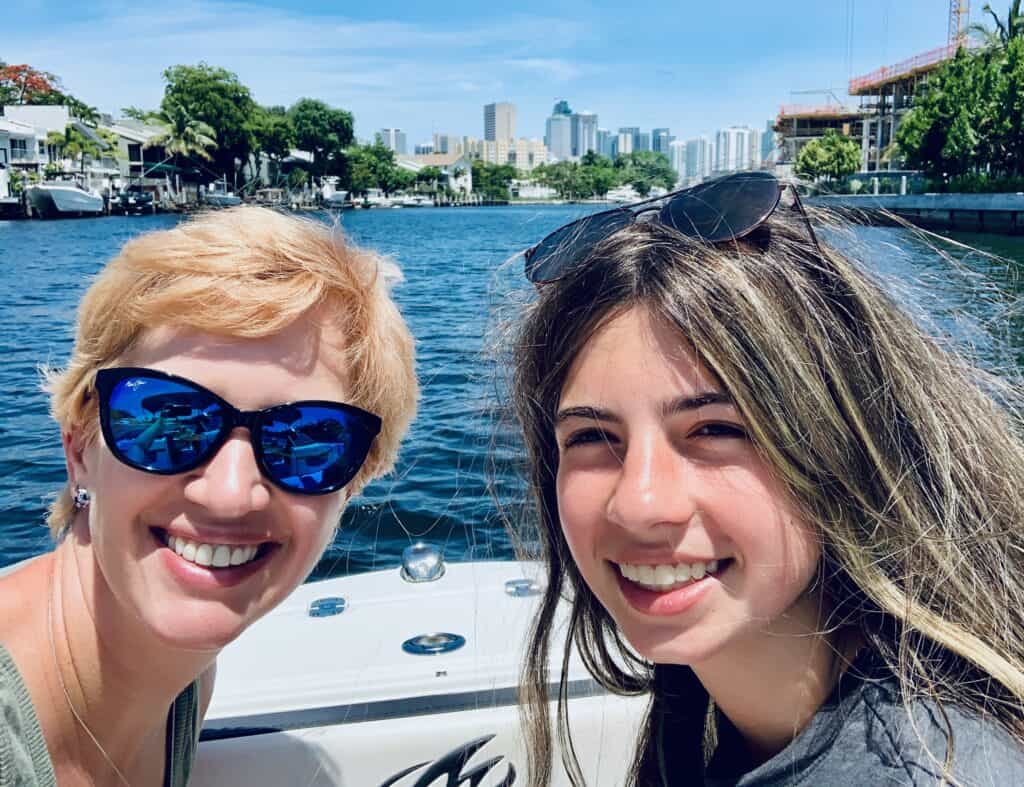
top-left (47, 206), bottom-right (417, 534)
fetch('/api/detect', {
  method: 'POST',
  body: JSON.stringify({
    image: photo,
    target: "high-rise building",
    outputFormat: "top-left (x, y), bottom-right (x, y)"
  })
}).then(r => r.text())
top-left (433, 133), bottom-right (462, 156)
top-left (596, 128), bottom-right (613, 159)
top-left (715, 127), bottom-right (754, 172)
top-left (414, 142), bottom-right (435, 155)
top-left (669, 140), bottom-right (686, 185)
top-left (483, 102), bottom-right (515, 142)
top-left (685, 136), bottom-right (715, 182)
top-left (653, 128), bottom-right (675, 156)
top-left (761, 120), bottom-right (777, 166)
top-left (616, 131), bottom-right (634, 156)
top-left (571, 111), bottom-right (598, 158)
top-left (635, 131), bottom-right (652, 152)
top-left (747, 128), bottom-right (764, 169)
top-left (545, 113), bottom-right (573, 161)
top-left (618, 127), bottom-right (640, 153)
top-left (378, 128), bottom-right (407, 155)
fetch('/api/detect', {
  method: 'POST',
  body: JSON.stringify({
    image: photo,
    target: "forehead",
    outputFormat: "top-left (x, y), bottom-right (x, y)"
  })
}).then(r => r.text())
top-left (560, 306), bottom-right (721, 405)
top-left (121, 315), bottom-right (351, 405)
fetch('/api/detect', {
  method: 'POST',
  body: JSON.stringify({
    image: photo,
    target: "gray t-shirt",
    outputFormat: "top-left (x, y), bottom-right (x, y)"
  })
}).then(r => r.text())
top-left (704, 653), bottom-right (1024, 786)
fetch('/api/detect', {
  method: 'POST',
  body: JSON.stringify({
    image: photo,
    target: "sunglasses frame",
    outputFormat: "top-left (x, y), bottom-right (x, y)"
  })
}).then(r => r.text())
top-left (524, 171), bottom-right (822, 284)
top-left (94, 366), bottom-right (381, 496)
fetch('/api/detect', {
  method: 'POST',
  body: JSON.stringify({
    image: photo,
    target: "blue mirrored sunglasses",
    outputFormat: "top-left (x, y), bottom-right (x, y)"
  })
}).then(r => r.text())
top-left (95, 367), bottom-right (381, 496)
top-left (524, 171), bottom-right (820, 284)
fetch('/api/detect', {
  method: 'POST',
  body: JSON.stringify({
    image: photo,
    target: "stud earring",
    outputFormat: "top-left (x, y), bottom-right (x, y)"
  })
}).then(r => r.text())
top-left (72, 485), bottom-right (91, 511)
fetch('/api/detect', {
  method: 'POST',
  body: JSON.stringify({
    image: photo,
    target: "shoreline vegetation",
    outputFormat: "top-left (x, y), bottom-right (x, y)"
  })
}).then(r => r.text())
top-left (0, 61), bottom-right (681, 213)
top-left (2, 10), bottom-right (1024, 222)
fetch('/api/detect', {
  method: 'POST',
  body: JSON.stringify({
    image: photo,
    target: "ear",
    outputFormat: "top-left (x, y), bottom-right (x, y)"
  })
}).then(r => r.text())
top-left (62, 427), bottom-right (95, 490)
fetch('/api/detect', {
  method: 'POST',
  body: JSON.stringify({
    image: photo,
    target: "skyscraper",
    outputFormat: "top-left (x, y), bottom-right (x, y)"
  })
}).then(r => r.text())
top-left (635, 131), bottom-right (652, 152)
top-left (571, 111), bottom-right (598, 158)
top-left (653, 128), bottom-right (675, 155)
top-left (715, 127), bottom-right (754, 172)
top-left (484, 102), bottom-right (515, 142)
top-left (544, 101), bottom-right (573, 161)
top-left (685, 136), bottom-right (715, 182)
top-left (669, 140), bottom-right (686, 185)
top-left (378, 128), bottom-right (407, 155)
top-left (596, 128), bottom-right (614, 159)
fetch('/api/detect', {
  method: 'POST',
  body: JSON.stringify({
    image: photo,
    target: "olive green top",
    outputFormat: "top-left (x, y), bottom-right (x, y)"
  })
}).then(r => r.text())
top-left (0, 644), bottom-right (200, 786)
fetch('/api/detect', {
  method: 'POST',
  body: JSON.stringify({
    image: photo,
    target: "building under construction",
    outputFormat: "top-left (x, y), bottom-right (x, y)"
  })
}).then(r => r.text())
top-left (774, 104), bottom-right (871, 176)
top-left (775, 1), bottom-right (972, 174)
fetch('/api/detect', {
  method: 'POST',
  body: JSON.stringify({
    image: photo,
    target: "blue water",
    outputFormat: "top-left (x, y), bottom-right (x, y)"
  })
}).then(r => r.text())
top-left (1, 208), bottom-right (1022, 578)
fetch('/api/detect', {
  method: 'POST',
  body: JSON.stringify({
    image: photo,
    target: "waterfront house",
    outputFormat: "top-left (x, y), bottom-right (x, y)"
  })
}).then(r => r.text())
top-left (396, 152), bottom-right (473, 194)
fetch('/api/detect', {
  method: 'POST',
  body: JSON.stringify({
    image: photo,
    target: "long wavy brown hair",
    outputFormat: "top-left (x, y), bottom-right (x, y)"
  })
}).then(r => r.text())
top-left (508, 214), bottom-right (1024, 785)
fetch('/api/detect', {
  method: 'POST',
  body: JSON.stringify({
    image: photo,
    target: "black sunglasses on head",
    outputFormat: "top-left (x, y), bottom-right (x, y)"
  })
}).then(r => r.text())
top-left (95, 367), bottom-right (381, 496)
top-left (523, 171), bottom-right (820, 284)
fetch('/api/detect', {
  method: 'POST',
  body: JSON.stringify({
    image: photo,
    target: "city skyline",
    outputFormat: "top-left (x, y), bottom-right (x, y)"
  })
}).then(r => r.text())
top-left (5, 0), bottom-right (969, 147)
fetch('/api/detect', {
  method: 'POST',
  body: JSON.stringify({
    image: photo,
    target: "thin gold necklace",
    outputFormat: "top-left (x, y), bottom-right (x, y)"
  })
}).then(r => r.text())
top-left (47, 557), bottom-right (132, 787)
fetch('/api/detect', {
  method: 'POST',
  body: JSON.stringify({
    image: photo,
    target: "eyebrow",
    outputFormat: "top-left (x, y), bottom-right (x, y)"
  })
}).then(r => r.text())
top-left (555, 391), bottom-right (732, 425)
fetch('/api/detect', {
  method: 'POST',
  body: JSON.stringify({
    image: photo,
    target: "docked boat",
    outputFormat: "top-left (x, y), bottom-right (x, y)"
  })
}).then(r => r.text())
top-left (192, 545), bottom-right (646, 786)
top-left (203, 179), bottom-right (242, 208)
top-left (115, 185), bottom-right (156, 215)
top-left (26, 180), bottom-right (104, 218)
top-left (323, 189), bottom-right (354, 211)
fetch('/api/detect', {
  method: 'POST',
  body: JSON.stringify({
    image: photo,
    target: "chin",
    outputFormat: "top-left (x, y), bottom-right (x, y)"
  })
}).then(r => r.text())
top-left (619, 623), bottom-right (723, 667)
top-left (144, 603), bottom-right (259, 654)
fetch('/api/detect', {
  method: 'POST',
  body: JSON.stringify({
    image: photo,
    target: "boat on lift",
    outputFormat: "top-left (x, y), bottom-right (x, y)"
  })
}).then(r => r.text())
top-left (26, 179), bottom-right (104, 218)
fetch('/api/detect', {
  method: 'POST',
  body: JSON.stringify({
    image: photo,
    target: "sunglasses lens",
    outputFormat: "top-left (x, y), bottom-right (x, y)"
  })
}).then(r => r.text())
top-left (260, 405), bottom-right (377, 495)
top-left (103, 374), bottom-right (227, 473)
top-left (526, 209), bottom-right (632, 283)
top-left (660, 172), bottom-right (781, 243)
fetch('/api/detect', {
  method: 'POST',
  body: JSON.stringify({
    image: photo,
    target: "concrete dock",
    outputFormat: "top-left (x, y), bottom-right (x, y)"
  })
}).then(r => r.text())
top-left (809, 193), bottom-right (1024, 235)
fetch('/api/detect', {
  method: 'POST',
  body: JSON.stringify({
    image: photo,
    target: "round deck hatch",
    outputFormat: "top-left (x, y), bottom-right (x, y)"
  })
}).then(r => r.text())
top-left (402, 632), bottom-right (466, 655)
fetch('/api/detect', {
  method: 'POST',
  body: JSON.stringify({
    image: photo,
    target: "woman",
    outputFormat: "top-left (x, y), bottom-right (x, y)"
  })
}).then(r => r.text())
top-left (0, 207), bottom-right (417, 785)
top-left (509, 173), bottom-right (1024, 785)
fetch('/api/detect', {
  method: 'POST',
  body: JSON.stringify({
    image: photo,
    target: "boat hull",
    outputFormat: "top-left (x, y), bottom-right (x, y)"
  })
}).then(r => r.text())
top-left (27, 184), bottom-right (103, 218)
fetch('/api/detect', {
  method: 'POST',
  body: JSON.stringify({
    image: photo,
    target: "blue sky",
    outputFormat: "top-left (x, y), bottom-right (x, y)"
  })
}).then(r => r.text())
top-left (3, 0), bottom-right (993, 147)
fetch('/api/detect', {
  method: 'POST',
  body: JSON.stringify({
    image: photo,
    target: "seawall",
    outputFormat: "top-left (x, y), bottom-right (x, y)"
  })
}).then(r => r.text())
top-left (808, 193), bottom-right (1024, 235)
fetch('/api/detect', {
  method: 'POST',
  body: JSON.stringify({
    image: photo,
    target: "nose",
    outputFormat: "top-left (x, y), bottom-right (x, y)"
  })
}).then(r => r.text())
top-left (605, 431), bottom-right (698, 534)
top-left (184, 429), bottom-right (271, 517)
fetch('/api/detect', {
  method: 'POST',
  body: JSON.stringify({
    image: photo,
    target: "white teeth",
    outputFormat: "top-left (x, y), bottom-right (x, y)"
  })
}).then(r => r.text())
top-left (212, 545), bottom-right (232, 568)
top-left (618, 559), bottom-right (725, 591)
top-left (163, 533), bottom-right (262, 569)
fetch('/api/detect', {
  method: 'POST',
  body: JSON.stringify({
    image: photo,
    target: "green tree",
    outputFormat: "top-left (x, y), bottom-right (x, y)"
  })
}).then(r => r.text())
top-left (250, 105), bottom-right (294, 185)
top-left (161, 64), bottom-right (256, 180)
top-left (896, 46), bottom-right (1013, 180)
top-left (471, 160), bottom-right (516, 200)
top-left (60, 125), bottom-right (104, 177)
top-left (147, 101), bottom-right (218, 163)
top-left (616, 151), bottom-right (677, 196)
top-left (795, 130), bottom-right (862, 182)
top-left (970, 0), bottom-right (1024, 48)
top-left (288, 98), bottom-right (353, 178)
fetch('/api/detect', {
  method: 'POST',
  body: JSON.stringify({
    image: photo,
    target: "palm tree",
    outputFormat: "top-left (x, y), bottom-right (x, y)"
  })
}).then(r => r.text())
top-left (970, 1), bottom-right (1024, 48)
top-left (146, 102), bottom-right (217, 202)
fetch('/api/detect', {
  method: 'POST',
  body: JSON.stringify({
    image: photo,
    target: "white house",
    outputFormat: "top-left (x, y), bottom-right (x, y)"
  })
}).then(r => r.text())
top-left (396, 152), bottom-right (473, 194)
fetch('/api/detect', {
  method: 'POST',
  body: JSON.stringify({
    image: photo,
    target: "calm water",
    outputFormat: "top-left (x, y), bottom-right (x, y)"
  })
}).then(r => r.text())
top-left (1, 208), bottom-right (1022, 577)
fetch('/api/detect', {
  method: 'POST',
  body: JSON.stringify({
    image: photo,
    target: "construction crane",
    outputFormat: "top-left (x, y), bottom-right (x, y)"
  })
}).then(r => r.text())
top-left (949, 0), bottom-right (970, 48)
